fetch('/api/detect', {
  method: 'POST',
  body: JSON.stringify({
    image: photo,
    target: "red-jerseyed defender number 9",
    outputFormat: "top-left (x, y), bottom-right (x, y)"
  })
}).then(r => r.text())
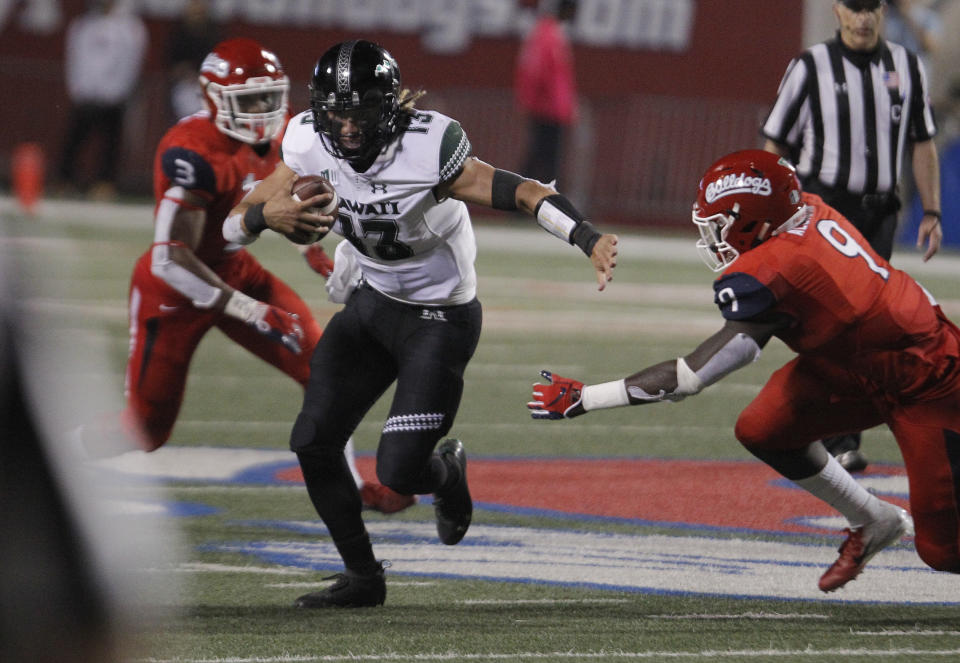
top-left (288, 175), bottom-right (339, 244)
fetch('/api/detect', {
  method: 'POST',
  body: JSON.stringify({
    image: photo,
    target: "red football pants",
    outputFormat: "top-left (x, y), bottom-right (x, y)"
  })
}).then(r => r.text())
top-left (123, 250), bottom-right (320, 451)
top-left (736, 354), bottom-right (960, 573)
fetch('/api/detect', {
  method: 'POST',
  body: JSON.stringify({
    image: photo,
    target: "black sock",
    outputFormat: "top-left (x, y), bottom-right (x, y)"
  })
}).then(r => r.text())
top-left (297, 451), bottom-right (376, 574)
top-left (334, 531), bottom-right (379, 576)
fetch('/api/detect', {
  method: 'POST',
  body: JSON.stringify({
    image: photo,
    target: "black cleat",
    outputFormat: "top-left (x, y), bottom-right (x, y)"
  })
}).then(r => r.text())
top-left (433, 439), bottom-right (472, 545)
top-left (835, 449), bottom-right (869, 473)
top-left (294, 563), bottom-right (386, 608)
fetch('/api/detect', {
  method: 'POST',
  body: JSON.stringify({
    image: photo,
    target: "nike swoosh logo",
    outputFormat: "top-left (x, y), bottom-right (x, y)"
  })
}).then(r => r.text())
top-left (159, 304), bottom-right (179, 313)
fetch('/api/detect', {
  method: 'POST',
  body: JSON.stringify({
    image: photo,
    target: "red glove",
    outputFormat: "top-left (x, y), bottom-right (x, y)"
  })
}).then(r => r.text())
top-left (527, 370), bottom-right (585, 419)
top-left (303, 243), bottom-right (334, 279)
top-left (225, 292), bottom-right (304, 354)
top-left (249, 304), bottom-right (304, 354)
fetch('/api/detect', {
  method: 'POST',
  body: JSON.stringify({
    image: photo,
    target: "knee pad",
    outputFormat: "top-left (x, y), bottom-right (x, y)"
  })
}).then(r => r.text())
top-left (375, 438), bottom-right (441, 495)
top-left (916, 540), bottom-right (960, 573)
top-left (734, 415), bottom-right (772, 451)
top-left (290, 411), bottom-right (321, 453)
top-left (735, 412), bottom-right (811, 452)
top-left (291, 411), bottom-right (350, 471)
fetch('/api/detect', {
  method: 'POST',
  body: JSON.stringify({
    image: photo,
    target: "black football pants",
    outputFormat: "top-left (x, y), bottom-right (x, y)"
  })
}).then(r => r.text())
top-left (290, 283), bottom-right (482, 562)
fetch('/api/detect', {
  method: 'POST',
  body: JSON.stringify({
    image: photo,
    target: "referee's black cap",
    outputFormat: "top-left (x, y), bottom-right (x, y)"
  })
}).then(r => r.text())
top-left (839, 0), bottom-right (885, 11)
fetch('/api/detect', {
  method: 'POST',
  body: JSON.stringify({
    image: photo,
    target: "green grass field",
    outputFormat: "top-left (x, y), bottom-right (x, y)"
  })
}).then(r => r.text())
top-left (3, 195), bottom-right (960, 662)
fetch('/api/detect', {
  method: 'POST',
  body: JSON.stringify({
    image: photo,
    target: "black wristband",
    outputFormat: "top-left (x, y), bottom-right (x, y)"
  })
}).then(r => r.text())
top-left (491, 169), bottom-right (523, 211)
top-left (571, 220), bottom-right (602, 256)
top-left (923, 209), bottom-right (942, 223)
top-left (243, 202), bottom-right (267, 234)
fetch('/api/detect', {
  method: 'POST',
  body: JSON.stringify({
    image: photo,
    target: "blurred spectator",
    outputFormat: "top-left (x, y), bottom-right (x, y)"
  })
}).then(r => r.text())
top-left (884, 0), bottom-right (942, 78)
top-left (165, 0), bottom-right (221, 122)
top-left (514, 0), bottom-right (579, 185)
top-left (57, 0), bottom-right (147, 201)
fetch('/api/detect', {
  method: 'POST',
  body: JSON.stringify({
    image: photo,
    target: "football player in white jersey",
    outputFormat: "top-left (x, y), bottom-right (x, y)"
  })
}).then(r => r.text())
top-left (224, 39), bottom-right (618, 608)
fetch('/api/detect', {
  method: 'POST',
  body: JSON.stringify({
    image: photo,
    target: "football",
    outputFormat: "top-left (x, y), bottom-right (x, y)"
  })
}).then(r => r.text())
top-left (287, 175), bottom-right (339, 244)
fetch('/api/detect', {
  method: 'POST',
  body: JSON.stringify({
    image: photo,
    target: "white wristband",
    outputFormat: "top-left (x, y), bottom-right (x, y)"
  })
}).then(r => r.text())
top-left (581, 379), bottom-right (630, 411)
top-left (224, 291), bottom-right (259, 322)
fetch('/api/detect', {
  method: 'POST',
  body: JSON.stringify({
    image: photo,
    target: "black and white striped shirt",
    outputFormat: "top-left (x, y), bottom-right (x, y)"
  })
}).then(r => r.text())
top-left (762, 36), bottom-right (936, 196)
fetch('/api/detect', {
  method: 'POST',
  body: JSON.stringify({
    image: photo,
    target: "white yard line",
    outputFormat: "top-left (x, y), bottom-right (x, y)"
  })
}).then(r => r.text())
top-left (458, 598), bottom-right (631, 605)
top-left (852, 630), bottom-right (960, 636)
top-left (646, 612), bottom-right (829, 620)
top-left (148, 563), bottom-right (307, 576)
top-left (135, 647), bottom-right (960, 662)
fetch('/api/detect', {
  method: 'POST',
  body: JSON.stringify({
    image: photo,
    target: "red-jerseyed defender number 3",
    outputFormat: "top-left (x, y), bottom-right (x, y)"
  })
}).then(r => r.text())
top-left (288, 175), bottom-right (339, 244)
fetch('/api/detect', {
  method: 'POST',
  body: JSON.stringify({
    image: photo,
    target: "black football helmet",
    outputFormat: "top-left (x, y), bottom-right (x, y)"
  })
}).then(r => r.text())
top-left (309, 40), bottom-right (402, 169)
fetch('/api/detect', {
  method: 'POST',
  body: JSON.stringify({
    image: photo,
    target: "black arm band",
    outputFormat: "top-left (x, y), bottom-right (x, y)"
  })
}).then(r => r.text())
top-left (491, 169), bottom-right (523, 211)
top-left (923, 209), bottom-right (942, 223)
top-left (571, 220), bottom-right (602, 256)
top-left (243, 202), bottom-right (267, 235)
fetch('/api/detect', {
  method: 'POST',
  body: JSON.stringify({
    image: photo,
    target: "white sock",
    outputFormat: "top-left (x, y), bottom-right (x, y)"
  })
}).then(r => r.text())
top-left (344, 436), bottom-right (365, 490)
top-left (794, 454), bottom-right (887, 528)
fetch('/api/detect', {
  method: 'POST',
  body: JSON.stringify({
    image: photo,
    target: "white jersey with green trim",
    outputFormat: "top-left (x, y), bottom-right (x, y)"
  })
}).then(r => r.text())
top-left (282, 109), bottom-right (477, 306)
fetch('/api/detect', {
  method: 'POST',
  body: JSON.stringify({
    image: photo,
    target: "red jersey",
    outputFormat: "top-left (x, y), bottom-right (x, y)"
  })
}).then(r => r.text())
top-left (714, 193), bottom-right (960, 403)
top-left (151, 112), bottom-right (284, 265)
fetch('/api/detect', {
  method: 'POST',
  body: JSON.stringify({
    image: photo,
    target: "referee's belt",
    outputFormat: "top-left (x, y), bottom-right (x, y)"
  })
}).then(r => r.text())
top-left (803, 181), bottom-right (901, 215)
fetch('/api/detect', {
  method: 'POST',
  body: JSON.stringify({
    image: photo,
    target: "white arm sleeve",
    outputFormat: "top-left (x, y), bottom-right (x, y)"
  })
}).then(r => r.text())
top-left (626, 332), bottom-right (762, 404)
top-left (149, 187), bottom-right (222, 308)
top-left (694, 332), bottom-right (762, 387)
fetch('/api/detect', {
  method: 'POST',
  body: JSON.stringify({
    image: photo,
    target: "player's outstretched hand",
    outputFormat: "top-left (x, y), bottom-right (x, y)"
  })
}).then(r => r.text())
top-left (302, 243), bottom-right (335, 279)
top-left (591, 234), bottom-right (618, 291)
top-left (528, 370), bottom-right (586, 419)
top-left (247, 303), bottom-right (304, 354)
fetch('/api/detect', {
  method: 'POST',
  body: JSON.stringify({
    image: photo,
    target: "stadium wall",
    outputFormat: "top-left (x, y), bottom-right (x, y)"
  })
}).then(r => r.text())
top-left (0, 0), bottom-right (802, 230)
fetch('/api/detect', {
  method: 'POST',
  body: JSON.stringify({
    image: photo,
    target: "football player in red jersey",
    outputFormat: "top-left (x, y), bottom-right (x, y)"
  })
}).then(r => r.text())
top-left (529, 149), bottom-right (960, 592)
top-left (74, 38), bottom-right (413, 515)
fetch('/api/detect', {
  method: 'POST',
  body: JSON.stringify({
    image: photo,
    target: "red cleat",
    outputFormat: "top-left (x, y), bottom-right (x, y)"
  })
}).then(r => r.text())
top-left (360, 482), bottom-right (417, 514)
top-left (818, 504), bottom-right (913, 592)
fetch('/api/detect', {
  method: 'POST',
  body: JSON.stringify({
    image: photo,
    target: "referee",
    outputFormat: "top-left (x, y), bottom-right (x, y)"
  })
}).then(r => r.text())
top-left (761, 0), bottom-right (943, 472)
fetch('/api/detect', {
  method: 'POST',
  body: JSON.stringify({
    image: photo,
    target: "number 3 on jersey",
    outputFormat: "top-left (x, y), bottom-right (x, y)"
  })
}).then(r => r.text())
top-left (817, 219), bottom-right (890, 281)
top-left (338, 212), bottom-right (413, 261)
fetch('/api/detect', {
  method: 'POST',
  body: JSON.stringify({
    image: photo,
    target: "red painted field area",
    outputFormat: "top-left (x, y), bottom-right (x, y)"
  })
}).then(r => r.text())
top-left (276, 457), bottom-right (909, 535)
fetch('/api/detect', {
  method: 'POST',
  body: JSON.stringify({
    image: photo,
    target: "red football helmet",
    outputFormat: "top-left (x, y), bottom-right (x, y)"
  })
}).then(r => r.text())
top-left (692, 149), bottom-right (807, 271)
top-left (199, 38), bottom-right (289, 144)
